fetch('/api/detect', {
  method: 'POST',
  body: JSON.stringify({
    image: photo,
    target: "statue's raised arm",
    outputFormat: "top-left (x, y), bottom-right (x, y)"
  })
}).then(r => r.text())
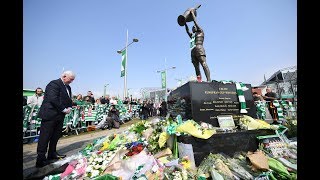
top-left (177, 4), bottom-right (201, 26)
top-left (185, 24), bottom-right (192, 38)
top-left (190, 9), bottom-right (201, 31)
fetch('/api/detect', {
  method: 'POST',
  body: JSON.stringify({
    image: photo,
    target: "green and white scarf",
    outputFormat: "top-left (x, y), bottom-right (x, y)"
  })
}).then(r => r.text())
top-left (235, 82), bottom-right (248, 113)
top-left (255, 101), bottom-right (266, 120)
top-left (288, 101), bottom-right (296, 112)
top-left (272, 100), bottom-right (284, 120)
top-left (190, 34), bottom-right (196, 50)
top-left (219, 80), bottom-right (234, 84)
top-left (219, 80), bottom-right (248, 114)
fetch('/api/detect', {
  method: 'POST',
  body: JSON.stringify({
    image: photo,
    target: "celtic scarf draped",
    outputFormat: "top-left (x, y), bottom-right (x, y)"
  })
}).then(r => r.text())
top-left (235, 82), bottom-right (248, 113)
top-left (272, 100), bottom-right (284, 120)
top-left (219, 80), bottom-right (248, 114)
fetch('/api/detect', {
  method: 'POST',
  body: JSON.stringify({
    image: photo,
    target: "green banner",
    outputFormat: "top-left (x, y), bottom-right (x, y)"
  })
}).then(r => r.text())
top-left (161, 71), bottom-right (166, 89)
top-left (121, 49), bottom-right (126, 77)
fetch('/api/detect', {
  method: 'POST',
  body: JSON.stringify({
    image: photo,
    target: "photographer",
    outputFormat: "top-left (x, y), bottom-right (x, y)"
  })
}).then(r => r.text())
top-left (105, 105), bottom-right (120, 129)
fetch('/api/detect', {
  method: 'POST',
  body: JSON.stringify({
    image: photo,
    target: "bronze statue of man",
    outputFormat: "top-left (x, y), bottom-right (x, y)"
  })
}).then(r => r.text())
top-left (183, 7), bottom-right (211, 82)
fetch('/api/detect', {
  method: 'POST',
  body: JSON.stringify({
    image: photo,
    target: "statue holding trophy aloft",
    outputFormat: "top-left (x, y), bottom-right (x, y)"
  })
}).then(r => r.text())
top-left (178, 5), bottom-right (211, 82)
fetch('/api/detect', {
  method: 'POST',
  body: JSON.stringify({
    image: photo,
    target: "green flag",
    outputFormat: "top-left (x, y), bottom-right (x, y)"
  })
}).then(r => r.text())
top-left (121, 49), bottom-right (126, 77)
top-left (161, 71), bottom-right (166, 89)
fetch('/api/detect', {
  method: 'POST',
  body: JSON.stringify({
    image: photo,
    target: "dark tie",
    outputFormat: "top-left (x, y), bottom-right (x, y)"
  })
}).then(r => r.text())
top-left (65, 85), bottom-right (71, 98)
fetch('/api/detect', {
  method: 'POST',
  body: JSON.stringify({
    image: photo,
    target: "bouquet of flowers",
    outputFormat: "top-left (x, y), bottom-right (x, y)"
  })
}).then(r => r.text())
top-left (129, 121), bottom-right (152, 136)
top-left (163, 165), bottom-right (193, 180)
top-left (84, 148), bottom-right (120, 179)
top-left (60, 157), bottom-right (87, 179)
top-left (125, 141), bottom-right (145, 157)
top-left (175, 120), bottom-right (215, 139)
top-left (147, 129), bottom-right (166, 154)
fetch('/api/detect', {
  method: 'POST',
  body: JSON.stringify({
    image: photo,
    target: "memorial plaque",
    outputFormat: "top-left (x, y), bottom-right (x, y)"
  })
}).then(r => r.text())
top-left (168, 81), bottom-right (256, 126)
top-left (178, 129), bottom-right (275, 166)
top-left (217, 115), bottom-right (235, 128)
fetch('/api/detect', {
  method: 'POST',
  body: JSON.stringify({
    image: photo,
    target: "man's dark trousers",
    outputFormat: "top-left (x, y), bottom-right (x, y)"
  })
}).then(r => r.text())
top-left (36, 116), bottom-right (64, 160)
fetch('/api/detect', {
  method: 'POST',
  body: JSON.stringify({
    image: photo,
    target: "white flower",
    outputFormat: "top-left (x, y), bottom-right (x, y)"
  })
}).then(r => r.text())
top-left (101, 165), bottom-right (107, 170)
top-left (91, 169), bottom-right (100, 178)
top-left (96, 157), bottom-right (103, 162)
top-left (102, 160), bottom-right (109, 166)
top-left (94, 164), bottom-right (101, 169)
top-left (172, 171), bottom-right (182, 180)
top-left (86, 165), bottom-right (93, 172)
top-left (181, 169), bottom-right (188, 180)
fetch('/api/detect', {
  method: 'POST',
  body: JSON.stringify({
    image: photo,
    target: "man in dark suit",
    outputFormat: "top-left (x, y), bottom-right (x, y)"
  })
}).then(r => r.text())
top-left (160, 99), bottom-right (167, 118)
top-left (35, 70), bottom-right (75, 168)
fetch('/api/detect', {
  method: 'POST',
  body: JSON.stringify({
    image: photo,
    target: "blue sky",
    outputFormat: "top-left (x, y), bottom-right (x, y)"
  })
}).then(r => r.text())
top-left (23, 0), bottom-right (296, 99)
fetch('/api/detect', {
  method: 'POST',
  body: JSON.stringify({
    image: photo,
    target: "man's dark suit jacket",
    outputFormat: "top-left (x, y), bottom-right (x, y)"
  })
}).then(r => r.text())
top-left (38, 78), bottom-right (73, 120)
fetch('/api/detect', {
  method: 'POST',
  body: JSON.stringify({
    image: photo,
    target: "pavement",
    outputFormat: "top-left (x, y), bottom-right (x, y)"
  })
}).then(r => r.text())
top-left (23, 119), bottom-right (140, 179)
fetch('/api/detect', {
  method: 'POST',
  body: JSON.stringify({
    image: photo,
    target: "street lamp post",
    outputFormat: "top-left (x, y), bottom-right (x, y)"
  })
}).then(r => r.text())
top-left (175, 78), bottom-right (183, 87)
top-left (157, 66), bottom-right (176, 101)
top-left (127, 88), bottom-right (132, 97)
top-left (117, 30), bottom-right (138, 100)
top-left (104, 84), bottom-right (109, 97)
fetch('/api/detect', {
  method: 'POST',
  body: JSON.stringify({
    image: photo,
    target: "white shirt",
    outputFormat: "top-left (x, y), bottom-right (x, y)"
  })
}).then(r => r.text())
top-left (27, 94), bottom-right (44, 107)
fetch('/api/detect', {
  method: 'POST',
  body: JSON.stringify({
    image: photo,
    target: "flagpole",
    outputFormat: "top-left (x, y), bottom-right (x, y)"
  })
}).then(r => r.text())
top-left (156, 59), bottom-right (176, 102)
top-left (124, 29), bottom-right (129, 99)
top-left (118, 32), bottom-right (138, 100)
top-left (164, 58), bottom-right (167, 101)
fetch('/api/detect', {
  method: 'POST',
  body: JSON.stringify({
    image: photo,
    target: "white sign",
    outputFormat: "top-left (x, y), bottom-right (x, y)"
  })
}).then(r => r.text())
top-left (217, 115), bottom-right (235, 128)
top-left (178, 142), bottom-right (196, 170)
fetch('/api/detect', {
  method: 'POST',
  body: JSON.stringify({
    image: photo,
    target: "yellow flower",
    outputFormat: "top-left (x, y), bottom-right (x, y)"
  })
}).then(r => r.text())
top-left (180, 159), bottom-right (191, 169)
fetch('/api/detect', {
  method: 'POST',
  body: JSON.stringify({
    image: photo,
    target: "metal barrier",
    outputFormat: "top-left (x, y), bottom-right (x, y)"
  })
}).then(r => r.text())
top-left (23, 103), bottom-right (141, 143)
top-left (254, 99), bottom-right (297, 122)
top-left (23, 105), bottom-right (41, 143)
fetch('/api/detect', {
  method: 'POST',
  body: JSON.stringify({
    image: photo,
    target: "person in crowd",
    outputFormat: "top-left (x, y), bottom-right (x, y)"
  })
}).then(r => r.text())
top-left (130, 98), bottom-right (137, 105)
top-left (23, 96), bottom-right (28, 106)
top-left (141, 101), bottom-right (149, 120)
top-left (83, 91), bottom-right (95, 105)
top-left (84, 96), bottom-right (91, 103)
top-left (105, 105), bottom-right (120, 129)
top-left (147, 100), bottom-right (154, 117)
top-left (252, 92), bottom-right (264, 101)
top-left (123, 97), bottom-right (130, 104)
top-left (154, 101), bottom-right (161, 116)
top-left (36, 70), bottom-right (75, 168)
top-left (95, 98), bottom-right (101, 105)
top-left (27, 87), bottom-right (44, 107)
top-left (73, 94), bottom-right (85, 106)
top-left (109, 96), bottom-right (118, 105)
top-left (160, 99), bottom-right (168, 118)
top-left (100, 95), bottom-right (110, 105)
top-left (262, 87), bottom-right (279, 123)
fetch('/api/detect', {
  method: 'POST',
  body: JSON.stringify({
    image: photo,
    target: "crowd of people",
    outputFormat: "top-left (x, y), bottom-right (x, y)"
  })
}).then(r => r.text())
top-left (253, 87), bottom-right (295, 124)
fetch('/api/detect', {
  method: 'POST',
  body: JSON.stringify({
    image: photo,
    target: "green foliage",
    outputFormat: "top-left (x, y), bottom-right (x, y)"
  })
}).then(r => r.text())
top-left (284, 118), bottom-right (297, 138)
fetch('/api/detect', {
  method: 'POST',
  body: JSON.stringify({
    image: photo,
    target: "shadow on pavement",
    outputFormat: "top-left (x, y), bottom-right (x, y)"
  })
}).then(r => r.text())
top-left (23, 139), bottom-right (91, 180)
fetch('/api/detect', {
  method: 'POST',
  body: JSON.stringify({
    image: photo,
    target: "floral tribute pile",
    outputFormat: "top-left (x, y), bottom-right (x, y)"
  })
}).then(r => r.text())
top-left (43, 115), bottom-right (297, 180)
